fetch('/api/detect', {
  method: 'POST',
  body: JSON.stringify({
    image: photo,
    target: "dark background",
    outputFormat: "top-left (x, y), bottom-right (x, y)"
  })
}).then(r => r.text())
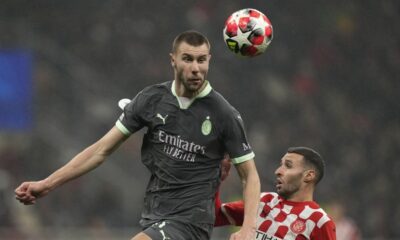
top-left (0, 1), bottom-right (399, 239)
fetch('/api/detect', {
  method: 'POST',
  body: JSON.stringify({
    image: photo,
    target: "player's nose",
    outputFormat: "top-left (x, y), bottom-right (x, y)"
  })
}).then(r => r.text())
top-left (274, 166), bottom-right (283, 176)
top-left (191, 61), bottom-right (200, 72)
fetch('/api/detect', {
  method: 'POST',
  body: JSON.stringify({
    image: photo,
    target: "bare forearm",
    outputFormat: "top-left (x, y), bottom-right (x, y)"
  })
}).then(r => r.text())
top-left (229, 160), bottom-right (260, 240)
top-left (44, 127), bottom-right (127, 190)
top-left (235, 159), bottom-right (261, 230)
top-left (241, 170), bottom-right (260, 229)
top-left (14, 127), bottom-right (127, 205)
top-left (44, 143), bottom-right (106, 190)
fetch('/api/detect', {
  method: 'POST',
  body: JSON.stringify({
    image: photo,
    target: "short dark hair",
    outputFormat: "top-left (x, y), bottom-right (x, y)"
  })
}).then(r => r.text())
top-left (172, 30), bottom-right (211, 53)
top-left (287, 146), bottom-right (325, 184)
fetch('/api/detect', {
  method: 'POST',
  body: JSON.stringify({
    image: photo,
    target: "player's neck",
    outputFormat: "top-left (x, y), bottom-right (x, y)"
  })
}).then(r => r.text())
top-left (286, 186), bottom-right (314, 202)
top-left (174, 80), bottom-right (207, 99)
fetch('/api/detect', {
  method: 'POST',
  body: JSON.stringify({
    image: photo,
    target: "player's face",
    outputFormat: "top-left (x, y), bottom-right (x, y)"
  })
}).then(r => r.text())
top-left (274, 153), bottom-right (307, 199)
top-left (171, 42), bottom-right (211, 96)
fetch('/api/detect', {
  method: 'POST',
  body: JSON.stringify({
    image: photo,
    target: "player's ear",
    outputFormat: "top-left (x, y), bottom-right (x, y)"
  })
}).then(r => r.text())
top-left (304, 169), bottom-right (316, 183)
top-left (170, 53), bottom-right (175, 67)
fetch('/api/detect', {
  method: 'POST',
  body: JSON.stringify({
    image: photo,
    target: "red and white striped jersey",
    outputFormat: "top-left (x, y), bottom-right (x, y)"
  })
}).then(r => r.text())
top-left (215, 191), bottom-right (336, 240)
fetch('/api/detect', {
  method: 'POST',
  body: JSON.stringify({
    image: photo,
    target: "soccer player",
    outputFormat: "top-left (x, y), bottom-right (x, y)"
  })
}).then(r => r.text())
top-left (14, 30), bottom-right (260, 240)
top-left (215, 147), bottom-right (336, 239)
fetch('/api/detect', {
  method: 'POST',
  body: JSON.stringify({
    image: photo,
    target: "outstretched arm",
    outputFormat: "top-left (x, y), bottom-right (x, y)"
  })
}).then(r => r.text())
top-left (15, 126), bottom-right (128, 205)
top-left (229, 159), bottom-right (260, 240)
top-left (214, 189), bottom-right (246, 227)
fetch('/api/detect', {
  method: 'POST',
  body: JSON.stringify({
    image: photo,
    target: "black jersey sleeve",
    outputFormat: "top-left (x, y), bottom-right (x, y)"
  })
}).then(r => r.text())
top-left (222, 107), bottom-right (255, 164)
top-left (115, 90), bottom-right (147, 135)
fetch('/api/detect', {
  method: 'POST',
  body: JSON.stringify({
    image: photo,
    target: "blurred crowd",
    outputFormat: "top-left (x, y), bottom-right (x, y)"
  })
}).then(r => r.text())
top-left (0, 0), bottom-right (399, 239)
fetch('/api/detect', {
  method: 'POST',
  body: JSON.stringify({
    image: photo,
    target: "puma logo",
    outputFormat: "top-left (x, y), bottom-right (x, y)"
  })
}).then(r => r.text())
top-left (158, 221), bottom-right (171, 240)
top-left (156, 113), bottom-right (168, 124)
top-left (160, 230), bottom-right (170, 240)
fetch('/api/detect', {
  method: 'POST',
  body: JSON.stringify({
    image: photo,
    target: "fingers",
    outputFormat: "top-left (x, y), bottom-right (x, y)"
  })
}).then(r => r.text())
top-left (15, 182), bottom-right (28, 194)
top-left (14, 182), bottom-right (37, 205)
top-left (15, 194), bottom-right (36, 205)
top-left (15, 182), bottom-right (30, 198)
top-left (16, 197), bottom-right (36, 205)
top-left (229, 232), bottom-right (239, 240)
top-left (15, 193), bottom-right (37, 205)
top-left (229, 229), bottom-right (255, 240)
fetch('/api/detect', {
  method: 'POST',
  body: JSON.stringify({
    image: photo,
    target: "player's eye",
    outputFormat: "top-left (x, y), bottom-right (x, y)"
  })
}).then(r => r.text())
top-left (197, 57), bottom-right (207, 63)
top-left (182, 55), bottom-right (193, 62)
top-left (285, 162), bottom-right (292, 168)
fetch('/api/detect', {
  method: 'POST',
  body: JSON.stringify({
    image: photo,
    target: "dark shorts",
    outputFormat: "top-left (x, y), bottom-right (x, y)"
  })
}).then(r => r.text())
top-left (142, 220), bottom-right (212, 240)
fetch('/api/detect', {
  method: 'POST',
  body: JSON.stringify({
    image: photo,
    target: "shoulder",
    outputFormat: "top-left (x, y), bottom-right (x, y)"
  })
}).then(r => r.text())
top-left (207, 90), bottom-right (237, 112)
top-left (140, 81), bottom-right (171, 95)
top-left (135, 81), bottom-right (172, 103)
top-left (307, 209), bottom-right (336, 240)
top-left (314, 217), bottom-right (336, 239)
top-left (206, 90), bottom-right (245, 127)
top-left (304, 202), bottom-right (334, 229)
top-left (259, 192), bottom-right (280, 204)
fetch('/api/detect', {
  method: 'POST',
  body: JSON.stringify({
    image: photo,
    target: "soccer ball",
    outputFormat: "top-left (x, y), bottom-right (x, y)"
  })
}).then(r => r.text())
top-left (223, 8), bottom-right (273, 57)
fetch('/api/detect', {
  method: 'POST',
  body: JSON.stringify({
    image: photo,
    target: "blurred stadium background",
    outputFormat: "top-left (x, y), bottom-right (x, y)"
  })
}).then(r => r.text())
top-left (0, 0), bottom-right (399, 239)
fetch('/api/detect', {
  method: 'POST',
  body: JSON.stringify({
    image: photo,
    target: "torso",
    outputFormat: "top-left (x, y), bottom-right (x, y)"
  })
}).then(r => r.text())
top-left (256, 192), bottom-right (332, 240)
top-left (117, 81), bottom-right (254, 227)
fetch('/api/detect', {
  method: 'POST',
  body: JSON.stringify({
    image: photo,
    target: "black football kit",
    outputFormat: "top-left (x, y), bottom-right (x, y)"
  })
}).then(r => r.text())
top-left (116, 80), bottom-right (254, 239)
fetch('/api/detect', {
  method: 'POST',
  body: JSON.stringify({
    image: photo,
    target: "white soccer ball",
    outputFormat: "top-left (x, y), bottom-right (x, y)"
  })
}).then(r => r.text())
top-left (223, 8), bottom-right (273, 57)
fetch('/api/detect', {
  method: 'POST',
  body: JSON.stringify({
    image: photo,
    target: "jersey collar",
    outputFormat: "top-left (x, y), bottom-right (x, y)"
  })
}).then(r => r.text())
top-left (171, 80), bottom-right (212, 98)
top-left (171, 80), bottom-right (212, 109)
top-left (278, 195), bottom-right (319, 208)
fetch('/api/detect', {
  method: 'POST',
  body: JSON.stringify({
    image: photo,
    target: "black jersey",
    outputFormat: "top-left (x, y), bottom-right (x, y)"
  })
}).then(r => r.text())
top-left (116, 80), bottom-right (254, 229)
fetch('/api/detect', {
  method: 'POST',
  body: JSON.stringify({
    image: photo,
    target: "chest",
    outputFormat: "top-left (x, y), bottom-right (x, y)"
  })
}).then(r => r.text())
top-left (144, 96), bottom-right (222, 146)
top-left (255, 202), bottom-right (322, 240)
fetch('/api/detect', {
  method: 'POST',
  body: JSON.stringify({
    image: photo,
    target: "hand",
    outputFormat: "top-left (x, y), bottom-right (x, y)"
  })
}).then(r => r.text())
top-left (15, 180), bottom-right (51, 205)
top-left (229, 226), bottom-right (256, 240)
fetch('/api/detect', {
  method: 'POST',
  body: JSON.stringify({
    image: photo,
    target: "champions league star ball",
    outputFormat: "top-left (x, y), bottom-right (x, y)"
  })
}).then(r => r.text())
top-left (223, 8), bottom-right (273, 57)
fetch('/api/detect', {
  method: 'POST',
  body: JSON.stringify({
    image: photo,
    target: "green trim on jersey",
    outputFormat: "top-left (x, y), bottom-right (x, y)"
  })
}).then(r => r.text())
top-left (171, 80), bottom-right (212, 109)
top-left (116, 120), bottom-right (131, 136)
top-left (231, 152), bottom-right (255, 165)
top-left (115, 81), bottom-right (255, 229)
